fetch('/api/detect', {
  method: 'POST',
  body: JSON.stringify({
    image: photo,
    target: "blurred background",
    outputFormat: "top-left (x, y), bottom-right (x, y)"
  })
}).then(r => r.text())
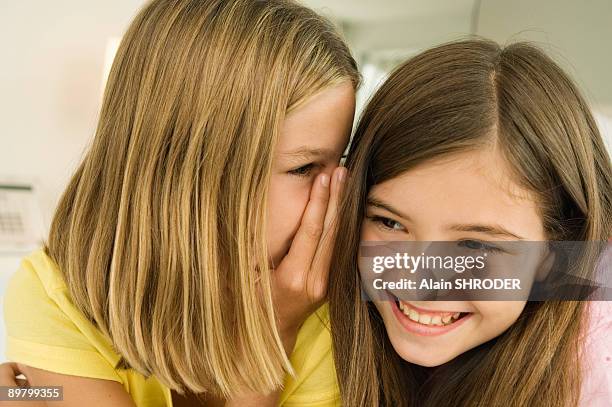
top-left (0, 0), bottom-right (611, 360)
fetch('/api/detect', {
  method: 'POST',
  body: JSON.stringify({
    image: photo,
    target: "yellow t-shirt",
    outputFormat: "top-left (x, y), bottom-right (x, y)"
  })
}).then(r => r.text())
top-left (3, 249), bottom-right (340, 406)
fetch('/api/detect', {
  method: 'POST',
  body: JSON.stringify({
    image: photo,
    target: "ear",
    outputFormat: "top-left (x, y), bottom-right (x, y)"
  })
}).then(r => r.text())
top-left (535, 246), bottom-right (556, 282)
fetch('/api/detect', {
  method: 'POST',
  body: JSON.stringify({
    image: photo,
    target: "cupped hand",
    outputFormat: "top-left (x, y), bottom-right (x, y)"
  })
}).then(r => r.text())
top-left (271, 166), bottom-right (347, 351)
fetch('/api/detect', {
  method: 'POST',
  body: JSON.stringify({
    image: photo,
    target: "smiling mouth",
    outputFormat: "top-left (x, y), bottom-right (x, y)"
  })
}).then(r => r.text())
top-left (384, 286), bottom-right (472, 323)
top-left (395, 299), bottom-right (469, 326)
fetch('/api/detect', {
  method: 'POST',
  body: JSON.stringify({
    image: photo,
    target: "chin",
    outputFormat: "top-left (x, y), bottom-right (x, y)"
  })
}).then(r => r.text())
top-left (391, 340), bottom-right (459, 367)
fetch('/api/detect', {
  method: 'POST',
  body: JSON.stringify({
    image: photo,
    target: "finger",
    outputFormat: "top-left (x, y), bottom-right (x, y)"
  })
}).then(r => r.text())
top-left (311, 167), bottom-right (347, 279)
top-left (281, 172), bottom-right (331, 272)
top-left (322, 166), bottom-right (347, 230)
top-left (0, 362), bottom-right (21, 386)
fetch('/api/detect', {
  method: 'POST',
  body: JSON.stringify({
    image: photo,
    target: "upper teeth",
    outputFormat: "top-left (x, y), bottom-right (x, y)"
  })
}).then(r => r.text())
top-left (399, 302), bottom-right (461, 326)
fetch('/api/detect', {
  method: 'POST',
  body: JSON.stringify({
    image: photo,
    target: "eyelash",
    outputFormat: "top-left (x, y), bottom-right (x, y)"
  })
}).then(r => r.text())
top-left (288, 163), bottom-right (316, 177)
top-left (458, 240), bottom-right (503, 253)
top-left (367, 215), bottom-right (406, 232)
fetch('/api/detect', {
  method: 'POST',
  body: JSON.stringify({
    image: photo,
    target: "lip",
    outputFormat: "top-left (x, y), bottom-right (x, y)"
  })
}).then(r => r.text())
top-left (390, 299), bottom-right (473, 337)
top-left (401, 301), bottom-right (471, 316)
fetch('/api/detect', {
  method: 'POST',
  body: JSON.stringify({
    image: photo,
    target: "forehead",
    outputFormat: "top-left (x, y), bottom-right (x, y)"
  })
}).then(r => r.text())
top-left (369, 149), bottom-right (544, 235)
top-left (275, 83), bottom-right (355, 153)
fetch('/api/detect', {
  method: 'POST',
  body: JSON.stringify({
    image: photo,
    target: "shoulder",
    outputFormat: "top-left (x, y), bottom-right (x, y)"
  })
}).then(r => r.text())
top-left (4, 249), bottom-right (123, 382)
top-left (4, 249), bottom-right (71, 334)
top-left (579, 301), bottom-right (612, 406)
top-left (5, 249), bottom-right (66, 298)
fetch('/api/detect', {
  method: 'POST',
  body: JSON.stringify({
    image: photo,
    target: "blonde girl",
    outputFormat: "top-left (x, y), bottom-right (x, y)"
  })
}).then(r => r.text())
top-left (3, 0), bottom-right (359, 405)
top-left (329, 39), bottom-right (611, 406)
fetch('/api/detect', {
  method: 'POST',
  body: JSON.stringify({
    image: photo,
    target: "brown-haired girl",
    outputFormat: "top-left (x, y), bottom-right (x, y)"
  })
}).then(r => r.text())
top-left (329, 39), bottom-right (611, 406)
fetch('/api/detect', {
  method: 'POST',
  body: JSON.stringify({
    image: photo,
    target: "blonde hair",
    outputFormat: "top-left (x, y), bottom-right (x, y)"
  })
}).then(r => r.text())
top-left (46, 0), bottom-right (359, 396)
top-left (329, 39), bottom-right (611, 406)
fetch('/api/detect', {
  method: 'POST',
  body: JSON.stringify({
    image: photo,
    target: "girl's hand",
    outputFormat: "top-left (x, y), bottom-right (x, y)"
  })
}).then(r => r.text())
top-left (0, 362), bottom-right (28, 387)
top-left (0, 362), bottom-right (45, 407)
top-left (271, 166), bottom-right (347, 352)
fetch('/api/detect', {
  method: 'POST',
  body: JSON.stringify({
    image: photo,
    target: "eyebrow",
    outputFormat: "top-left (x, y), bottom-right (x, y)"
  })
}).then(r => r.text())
top-left (448, 224), bottom-right (525, 240)
top-left (281, 147), bottom-right (338, 162)
top-left (366, 197), bottom-right (412, 221)
top-left (367, 196), bottom-right (526, 240)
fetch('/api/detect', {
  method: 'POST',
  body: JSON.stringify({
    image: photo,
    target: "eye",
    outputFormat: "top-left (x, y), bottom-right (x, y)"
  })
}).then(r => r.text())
top-left (367, 215), bottom-right (406, 232)
top-left (288, 163), bottom-right (315, 177)
top-left (458, 239), bottom-right (502, 253)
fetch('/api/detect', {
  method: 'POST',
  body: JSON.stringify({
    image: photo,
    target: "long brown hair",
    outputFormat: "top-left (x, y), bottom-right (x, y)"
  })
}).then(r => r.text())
top-left (46, 0), bottom-right (359, 396)
top-left (329, 39), bottom-right (611, 406)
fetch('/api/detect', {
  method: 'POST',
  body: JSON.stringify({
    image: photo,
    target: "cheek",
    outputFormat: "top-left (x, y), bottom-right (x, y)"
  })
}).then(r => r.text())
top-left (266, 176), bottom-right (312, 263)
top-left (474, 301), bottom-right (526, 336)
top-left (360, 221), bottom-right (380, 241)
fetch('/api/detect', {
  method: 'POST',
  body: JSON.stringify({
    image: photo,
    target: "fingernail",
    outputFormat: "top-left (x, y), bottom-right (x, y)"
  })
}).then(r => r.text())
top-left (320, 174), bottom-right (330, 187)
top-left (338, 167), bottom-right (347, 182)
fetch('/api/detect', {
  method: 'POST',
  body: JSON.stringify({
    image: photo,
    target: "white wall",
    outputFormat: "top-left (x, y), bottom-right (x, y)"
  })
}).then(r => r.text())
top-left (477, 0), bottom-right (612, 109)
top-left (0, 0), bottom-right (146, 233)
